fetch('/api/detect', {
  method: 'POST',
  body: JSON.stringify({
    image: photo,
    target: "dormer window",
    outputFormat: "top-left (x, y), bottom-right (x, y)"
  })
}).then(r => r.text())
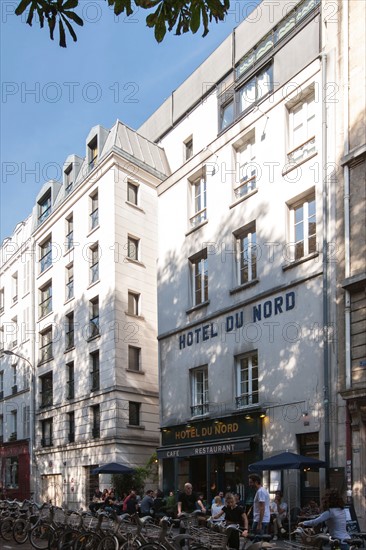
top-left (38, 190), bottom-right (51, 224)
top-left (65, 166), bottom-right (73, 195)
top-left (88, 136), bottom-right (98, 169)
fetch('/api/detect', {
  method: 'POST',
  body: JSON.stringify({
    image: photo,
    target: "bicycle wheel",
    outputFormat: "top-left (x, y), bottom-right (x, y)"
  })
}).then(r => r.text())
top-left (120, 540), bottom-right (142, 549)
top-left (0, 517), bottom-right (14, 541)
top-left (96, 534), bottom-right (119, 550)
top-left (13, 518), bottom-right (29, 544)
top-left (74, 532), bottom-right (102, 550)
top-left (137, 544), bottom-right (165, 550)
top-left (57, 528), bottom-right (80, 550)
top-left (30, 523), bottom-right (54, 550)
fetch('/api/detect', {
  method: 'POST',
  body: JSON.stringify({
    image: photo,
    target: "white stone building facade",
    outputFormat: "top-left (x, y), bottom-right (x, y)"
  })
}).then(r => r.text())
top-left (1, 0), bottom-right (365, 528)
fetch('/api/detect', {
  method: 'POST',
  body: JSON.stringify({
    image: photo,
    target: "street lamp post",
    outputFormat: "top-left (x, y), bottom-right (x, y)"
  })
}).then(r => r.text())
top-left (3, 350), bottom-right (36, 499)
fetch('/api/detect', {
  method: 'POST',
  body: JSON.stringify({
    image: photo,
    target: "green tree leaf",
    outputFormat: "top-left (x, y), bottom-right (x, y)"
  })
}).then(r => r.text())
top-left (190, 3), bottom-right (201, 34)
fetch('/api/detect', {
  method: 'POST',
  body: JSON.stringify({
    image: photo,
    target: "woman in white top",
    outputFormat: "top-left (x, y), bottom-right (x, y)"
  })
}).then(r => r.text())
top-left (299, 489), bottom-right (350, 550)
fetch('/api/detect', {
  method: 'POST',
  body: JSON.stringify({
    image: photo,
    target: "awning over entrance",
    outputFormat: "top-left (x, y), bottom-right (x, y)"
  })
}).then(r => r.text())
top-left (157, 437), bottom-right (252, 459)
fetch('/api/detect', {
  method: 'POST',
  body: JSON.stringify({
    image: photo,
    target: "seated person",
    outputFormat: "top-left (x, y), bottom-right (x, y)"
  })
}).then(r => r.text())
top-left (270, 490), bottom-right (287, 540)
top-left (211, 491), bottom-right (224, 505)
top-left (210, 495), bottom-right (225, 523)
top-left (211, 492), bottom-right (248, 550)
top-left (152, 489), bottom-right (166, 519)
top-left (140, 489), bottom-right (155, 517)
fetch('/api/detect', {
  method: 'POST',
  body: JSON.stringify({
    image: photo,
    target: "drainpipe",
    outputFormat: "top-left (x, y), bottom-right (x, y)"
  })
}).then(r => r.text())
top-left (343, 0), bottom-right (351, 390)
top-left (342, 0), bottom-right (353, 505)
top-left (321, 51), bottom-right (330, 488)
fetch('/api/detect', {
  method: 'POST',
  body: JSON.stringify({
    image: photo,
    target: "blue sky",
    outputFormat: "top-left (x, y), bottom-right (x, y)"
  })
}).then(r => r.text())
top-left (0, 0), bottom-right (259, 241)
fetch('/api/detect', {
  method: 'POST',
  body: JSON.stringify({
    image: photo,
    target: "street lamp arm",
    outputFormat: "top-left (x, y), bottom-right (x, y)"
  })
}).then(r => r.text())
top-left (3, 350), bottom-right (34, 372)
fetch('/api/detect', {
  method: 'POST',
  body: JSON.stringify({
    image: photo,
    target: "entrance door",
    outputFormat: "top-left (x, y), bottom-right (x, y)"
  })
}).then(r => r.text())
top-left (41, 474), bottom-right (62, 506)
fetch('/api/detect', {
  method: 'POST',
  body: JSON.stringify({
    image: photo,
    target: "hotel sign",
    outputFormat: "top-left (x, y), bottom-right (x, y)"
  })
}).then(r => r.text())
top-left (161, 415), bottom-right (260, 446)
top-left (179, 291), bottom-right (295, 349)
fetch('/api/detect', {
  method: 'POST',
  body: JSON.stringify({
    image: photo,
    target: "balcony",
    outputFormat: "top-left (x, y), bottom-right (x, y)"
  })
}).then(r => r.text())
top-left (9, 432), bottom-right (17, 442)
top-left (235, 392), bottom-right (259, 408)
top-left (40, 391), bottom-right (53, 408)
top-left (190, 403), bottom-right (209, 416)
top-left (11, 384), bottom-right (18, 395)
top-left (234, 174), bottom-right (256, 199)
top-left (0, 390), bottom-right (3, 400)
top-left (41, 437), bottom-right (53, 447)
top-left (190, 208), bottom-right (207, 228)
top-left (287, 136), bottom-right (316, 165)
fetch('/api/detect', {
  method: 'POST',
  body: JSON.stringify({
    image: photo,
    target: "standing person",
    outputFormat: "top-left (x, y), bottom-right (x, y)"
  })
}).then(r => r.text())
top-left (299, 489), bottom-right (350, 550)
top-left (248, 474), bottom-right (271, 535)
top-left (140, 489), bottom-right (155, 517)
top-left (177, 483), bottom-right (206, 515)
top-left (211, 492), bottom-right (248, 549)
top-left (270, 490), bottom-right (288, 540)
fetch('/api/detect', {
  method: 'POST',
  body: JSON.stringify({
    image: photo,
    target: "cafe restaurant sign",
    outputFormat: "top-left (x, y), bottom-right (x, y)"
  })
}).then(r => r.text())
top-left (178, 291), bottom-right (295, 349)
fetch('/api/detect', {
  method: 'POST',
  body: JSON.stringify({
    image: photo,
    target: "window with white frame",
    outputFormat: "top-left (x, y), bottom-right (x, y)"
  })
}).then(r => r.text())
top-left (127, 236), bottom-right (139, 261)
top-left (65, 311), bottom-right (75, 349)
top-left (23, 405), bottom-right (30, 439)
top-left (66, 264), bottom-right (74, 300)
top-left (90, 351), bottom-right (100, 391)
top-left (10, 316), bottom-right (18, 348)
top-left (38, 190), bottom-right (51, 224)
top-left (127, 182), bottom-right (139, 205)
top-left (189, 173), bottom-right (207, 228)
top-left (191, 366), bottom-right (209, 416)
top-left (12, 272), bottom-right (18, 303)
top-left (128, 346), bottom-right (141, 371)
top-left (88, 136), bottom-right (98, 169)
top-left (239, 64), bottom-right (273, 114)
top-left (189, 249), bottom-right (208, 307)
top-left (234, 222), bottom-right (257, 285)
top-left (65, 214), bottom-right (73, 250)
top-left (0, 288), bottom-right (4, 313)
top-left (65, 165), bottom-right (73, 195)
top-left (90, 190), bottom-right (99, 230)
top-left (234, 136), bottom-right (256, 199)
top-left (128, 291), bottom-right (140, 316)
top-left (39, 235), bottom-right (52, 273)
top-left (236, 352), bottom-right (259, 408)
top-left (89, 243), bottom-right (99, 284)
top-left (288, 192), bottom-right (316, 261)
top-left (10, 409), bottom-right (17, 439)
top-left (219, 64), bottom-right (273, 132)
top-left (89, 297), bottom-right (99, 338)
top-left (39, 326), bottom-right (52, 363)
top-left (41, 418), bottom-right (53, 447)
top-left (67, 361), bottom-right (74, 400)
top-left (39, 280), bottom-right (52, 318)
top-left (12, 364), bottom-right (17, 394)
top-left (5, 456), bottom-right (18, 487)
top-left (40, 371), bottom-right (53, 408)
top-left (287, 90), bottom-right (316, 164)
top-left (184, 136), bottom-right (193, 161)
